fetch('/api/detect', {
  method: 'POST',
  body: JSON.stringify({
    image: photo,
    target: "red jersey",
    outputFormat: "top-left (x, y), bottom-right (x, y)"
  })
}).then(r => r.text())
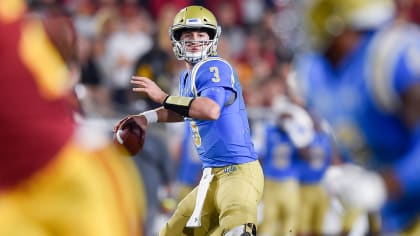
top-left (0, 4), bottom-right (75, 190)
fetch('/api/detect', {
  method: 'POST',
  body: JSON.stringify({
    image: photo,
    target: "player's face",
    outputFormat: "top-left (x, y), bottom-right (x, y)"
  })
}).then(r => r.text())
top-left (180, 30), bottom-right (210, 53)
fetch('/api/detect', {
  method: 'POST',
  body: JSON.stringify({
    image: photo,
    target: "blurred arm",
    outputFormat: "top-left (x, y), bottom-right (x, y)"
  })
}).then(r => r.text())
top-left (389, 84), bottom-right (420, 199)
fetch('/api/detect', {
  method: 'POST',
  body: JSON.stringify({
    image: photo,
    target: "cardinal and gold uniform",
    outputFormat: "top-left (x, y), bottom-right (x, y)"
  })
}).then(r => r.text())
top-left (0, 1), bottom-right (145, 235)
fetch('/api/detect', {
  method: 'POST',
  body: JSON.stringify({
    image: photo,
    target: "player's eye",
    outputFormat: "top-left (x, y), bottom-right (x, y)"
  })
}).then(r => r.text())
top-left (197, 32), bottom-right (208, 38)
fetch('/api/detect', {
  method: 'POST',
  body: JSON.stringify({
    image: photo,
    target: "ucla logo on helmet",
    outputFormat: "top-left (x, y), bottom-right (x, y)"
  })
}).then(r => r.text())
top-left (186, 18), bottom-right (201, 25)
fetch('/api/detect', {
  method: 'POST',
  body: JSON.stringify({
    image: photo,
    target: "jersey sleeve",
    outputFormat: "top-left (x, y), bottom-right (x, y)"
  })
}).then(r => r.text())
top-left (191, 58), bottom-right (236, 96)
top-left (377, 25), bottom-right (420, 197)
top-left (392, 41), bottom-right (420, 95)
top-left (367, 24), bottom-right (420, 113)
top-left (394, 123), bottom-right (420, 197)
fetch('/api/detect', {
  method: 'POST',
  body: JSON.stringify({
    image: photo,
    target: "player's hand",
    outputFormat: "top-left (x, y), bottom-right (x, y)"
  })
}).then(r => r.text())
top-left (131, 76), bottom-right (168, 104)
top-left (113, 114), bottom-right (147, 155)
top-left (113, 114), bottom-right (147, 133)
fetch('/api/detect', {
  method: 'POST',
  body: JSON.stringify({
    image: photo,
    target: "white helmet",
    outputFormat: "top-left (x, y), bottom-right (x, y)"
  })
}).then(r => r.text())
top-left (272, 97), bottom-right (315, 148)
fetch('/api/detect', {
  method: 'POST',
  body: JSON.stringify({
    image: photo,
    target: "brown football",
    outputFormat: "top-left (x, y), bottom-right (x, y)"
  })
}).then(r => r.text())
top-left (113, 123), bottom-right (143, 156)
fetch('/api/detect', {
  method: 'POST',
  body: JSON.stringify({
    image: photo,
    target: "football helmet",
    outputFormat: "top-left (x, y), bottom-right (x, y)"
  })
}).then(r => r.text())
top-left (169, 5), bottom-right (221, 64)
top-left (271, 97), bottom-right (315, 148)
top-left (304, 0), bottom-right (395, 51)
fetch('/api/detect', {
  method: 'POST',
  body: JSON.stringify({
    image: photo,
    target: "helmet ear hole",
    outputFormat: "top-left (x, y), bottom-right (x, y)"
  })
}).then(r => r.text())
top-left (173, 29), bottom-right (183, 41)
top-left (202, 28), bottom-right (215, 39)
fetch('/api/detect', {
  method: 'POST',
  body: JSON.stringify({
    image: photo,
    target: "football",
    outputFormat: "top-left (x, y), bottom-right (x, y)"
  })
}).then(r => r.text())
top-left (113, 122), bottom-right (144, 156)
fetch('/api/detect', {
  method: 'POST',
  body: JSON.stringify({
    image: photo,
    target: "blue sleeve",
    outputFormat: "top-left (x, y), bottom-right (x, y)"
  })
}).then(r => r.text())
top-left (393, 43), bottom-right (420, 95)
top-left (394, 122), bottom-right (420, 196)
top-left (391, 29), bottom-right (420, 196)
top-left (199, 86), bottom-right (234, 109)
top-left (194, 59), bottom-right (236, 94)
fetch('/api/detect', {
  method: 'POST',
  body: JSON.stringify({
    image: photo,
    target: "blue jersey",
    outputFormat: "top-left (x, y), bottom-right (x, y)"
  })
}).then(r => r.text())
top-left (297, 131), bottom-right (332, 185)
top-left (295, 24), bottom-right (420, 232)
top-left (177, 125), bottom-right (202, 186)
top-left (260, 124), bottom-right (299, 181)
top-left (179, 56), bottom-right (258, 168)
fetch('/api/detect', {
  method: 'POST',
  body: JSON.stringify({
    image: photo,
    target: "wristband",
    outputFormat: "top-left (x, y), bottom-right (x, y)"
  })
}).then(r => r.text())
top-left (163, 95), bottom-right (195, 117)
top-left (140, 110), bottom-right (158, 123)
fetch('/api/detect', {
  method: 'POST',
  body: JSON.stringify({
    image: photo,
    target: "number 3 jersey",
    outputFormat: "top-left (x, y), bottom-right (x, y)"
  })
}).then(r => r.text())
top-left (178, 57), bottom-right (258, 168)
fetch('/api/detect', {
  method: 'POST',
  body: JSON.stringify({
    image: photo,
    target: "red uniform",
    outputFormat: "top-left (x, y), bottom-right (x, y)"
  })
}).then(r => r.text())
top-left (0, 2), bottom-right (145, 235)
top-left (0, 3), bottom-right (75, 190)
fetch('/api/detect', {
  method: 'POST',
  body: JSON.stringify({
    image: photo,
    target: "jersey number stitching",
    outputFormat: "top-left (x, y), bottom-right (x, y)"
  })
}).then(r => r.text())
top-left (190, 120), bottom-right (202, 147)
top-left (210, 66), bottom-right (221, 82)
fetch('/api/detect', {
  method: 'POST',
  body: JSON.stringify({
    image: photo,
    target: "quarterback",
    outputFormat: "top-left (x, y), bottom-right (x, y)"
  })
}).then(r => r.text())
top-left (114, 5), bottom-right (263, 236)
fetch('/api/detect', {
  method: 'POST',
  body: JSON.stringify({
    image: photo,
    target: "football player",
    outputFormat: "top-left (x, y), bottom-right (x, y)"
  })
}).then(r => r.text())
top-left (0, 0), bottom-right (145, 236)
top-left (114, 5), bottom-right (263, 236)
top-left (295, 115), bottom-right (333, 236)
top-left (293, 0), bottom-right (420, 234)
top-left (257, 99), bottom-right (307, 236)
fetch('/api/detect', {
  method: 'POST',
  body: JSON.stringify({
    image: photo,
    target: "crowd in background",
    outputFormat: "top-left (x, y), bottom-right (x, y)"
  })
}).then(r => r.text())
top-left (60, 0), bottom-right (301, 117)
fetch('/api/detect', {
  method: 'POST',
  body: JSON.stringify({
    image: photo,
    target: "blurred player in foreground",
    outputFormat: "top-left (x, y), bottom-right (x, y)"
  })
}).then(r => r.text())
top-left (0, 1), bottom-right (145, 235)
top-left (294, 0), bottom-right (420, 234)
top-left (114, 5), bottom-right (263, 236)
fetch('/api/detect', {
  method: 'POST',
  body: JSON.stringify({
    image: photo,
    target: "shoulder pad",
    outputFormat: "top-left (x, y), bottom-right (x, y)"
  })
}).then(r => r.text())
top-left (190, 57), bottom-right (236, 96)
top-left (366, 23), bottom-right (420, 113)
